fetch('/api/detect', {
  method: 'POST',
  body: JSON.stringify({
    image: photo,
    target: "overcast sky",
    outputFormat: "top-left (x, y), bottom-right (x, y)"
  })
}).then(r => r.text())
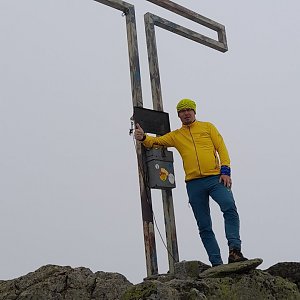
top-left (1, 0), bottom-right (299, 284)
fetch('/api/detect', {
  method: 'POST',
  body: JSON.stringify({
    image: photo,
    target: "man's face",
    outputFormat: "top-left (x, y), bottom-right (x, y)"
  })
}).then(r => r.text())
top-left (178, 108), bottom-right (196, 125)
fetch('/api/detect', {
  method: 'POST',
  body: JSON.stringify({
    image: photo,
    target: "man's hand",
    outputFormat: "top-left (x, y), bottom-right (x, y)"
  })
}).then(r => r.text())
top-left (219, 175), bottom-right (232, 188)
top-left (134, 123), bottom-right (145, 141)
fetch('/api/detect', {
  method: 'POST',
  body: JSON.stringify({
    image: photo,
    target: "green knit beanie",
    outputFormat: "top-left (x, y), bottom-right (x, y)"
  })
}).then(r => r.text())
top-left (176, 98), bottom-right (196, 112)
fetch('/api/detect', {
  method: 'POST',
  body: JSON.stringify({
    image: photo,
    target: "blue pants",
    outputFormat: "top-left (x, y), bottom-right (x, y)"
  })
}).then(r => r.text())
top-left (186, 175), bottom-right (241, 266)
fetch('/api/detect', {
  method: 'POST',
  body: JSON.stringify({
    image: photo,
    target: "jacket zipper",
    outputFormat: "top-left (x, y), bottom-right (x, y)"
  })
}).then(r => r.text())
top-left (188, 126), bottom-right (202, 177)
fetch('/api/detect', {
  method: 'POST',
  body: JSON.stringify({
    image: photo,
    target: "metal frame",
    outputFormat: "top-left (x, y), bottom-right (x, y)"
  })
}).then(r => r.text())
top-left (145, 0), bottom-right (228, 109)
top-left (95, 0), bottom-right (228, 277)
top-left (146, 0), bottom-right (227, 48)
top-left (144, 0), bottom-right (228, 275)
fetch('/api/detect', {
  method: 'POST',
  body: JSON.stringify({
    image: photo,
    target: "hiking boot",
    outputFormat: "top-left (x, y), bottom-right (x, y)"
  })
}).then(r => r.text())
top-left (228, 249), bottom-right (248, 264)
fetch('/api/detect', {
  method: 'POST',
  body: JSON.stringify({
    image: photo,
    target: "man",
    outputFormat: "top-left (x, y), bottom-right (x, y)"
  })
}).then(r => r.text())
top-left (134, 98), bottom-right (247, 266)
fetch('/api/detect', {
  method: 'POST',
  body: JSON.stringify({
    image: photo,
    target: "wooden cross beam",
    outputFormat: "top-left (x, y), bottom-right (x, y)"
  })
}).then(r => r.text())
top-left (93, 0), bottom-right (143, 107)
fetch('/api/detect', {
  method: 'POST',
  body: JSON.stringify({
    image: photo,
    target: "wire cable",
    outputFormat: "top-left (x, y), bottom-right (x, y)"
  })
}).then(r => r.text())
top-left (130, 128), bottom-right (177, 263)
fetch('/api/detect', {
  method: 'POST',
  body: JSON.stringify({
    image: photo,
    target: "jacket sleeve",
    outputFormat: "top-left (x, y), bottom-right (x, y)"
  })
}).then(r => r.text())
top-left (209, 123), bottom-right (231, 167)
top-left (142, 132), bottom-right (175, 148)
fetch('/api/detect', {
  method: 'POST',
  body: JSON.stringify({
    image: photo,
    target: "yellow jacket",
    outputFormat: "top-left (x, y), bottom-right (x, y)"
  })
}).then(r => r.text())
top-left (143, 120), bottom-right (230, 181)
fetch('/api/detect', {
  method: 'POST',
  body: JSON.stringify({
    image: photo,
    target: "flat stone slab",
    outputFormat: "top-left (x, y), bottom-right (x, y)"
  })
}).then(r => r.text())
top-left (199, 258), bottom-right (263, 278)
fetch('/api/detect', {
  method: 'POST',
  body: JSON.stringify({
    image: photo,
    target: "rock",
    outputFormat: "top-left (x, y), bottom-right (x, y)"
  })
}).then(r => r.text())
top-left (0, 265), bottom-right (132, 300)
top-left (124, 269), bottom-right (300, 300)
top-left (266, 262), bottom-right (300, 290)
top-left (123, 279), bottom-right (210, 300)
top-left (199, 258), bottom-right (263, 278)
top-left (201, 270), bottom-right (300, 300)
top-left (174, 260), bottom-right (210, 280)
top-left (122, 280), bottom-right (179, 300)
top-left (1, 262), bottom-right (300, 300)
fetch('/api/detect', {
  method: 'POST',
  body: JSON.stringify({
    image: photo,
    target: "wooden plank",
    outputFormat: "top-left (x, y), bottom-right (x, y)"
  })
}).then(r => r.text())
top-left (95, 0), bottom-right (158, 277)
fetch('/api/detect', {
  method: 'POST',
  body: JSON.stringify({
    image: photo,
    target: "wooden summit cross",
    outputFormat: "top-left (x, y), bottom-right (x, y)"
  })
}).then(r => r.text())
top-left (94, 0), bottom-right (228, 277)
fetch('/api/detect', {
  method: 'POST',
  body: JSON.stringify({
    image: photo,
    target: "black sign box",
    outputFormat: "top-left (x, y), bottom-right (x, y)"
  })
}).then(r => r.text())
top-left (132, 107), bottom-right (171, 136)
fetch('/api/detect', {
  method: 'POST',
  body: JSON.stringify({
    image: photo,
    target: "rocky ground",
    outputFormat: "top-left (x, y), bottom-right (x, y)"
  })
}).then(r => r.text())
top-left (0, 260), bottom-right (299, 299)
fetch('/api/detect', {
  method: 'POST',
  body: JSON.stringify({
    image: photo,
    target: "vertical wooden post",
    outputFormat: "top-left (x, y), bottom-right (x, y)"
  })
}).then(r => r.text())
top-left (124, 3), bottom-right (159, 277)
top-left (145, 12), bottom-right (180, 274)
top-left (161, 190), bottom-right (179, 273)
top-left (94, 0), bottom-right (158, 276)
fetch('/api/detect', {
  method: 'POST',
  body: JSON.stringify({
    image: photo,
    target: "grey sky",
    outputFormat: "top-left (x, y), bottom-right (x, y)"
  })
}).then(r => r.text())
top-left (1, 0), bottom-right (299, 284)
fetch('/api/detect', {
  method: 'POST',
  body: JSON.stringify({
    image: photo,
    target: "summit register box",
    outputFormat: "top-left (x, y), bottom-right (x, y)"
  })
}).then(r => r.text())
top-left (133, 106), bottom-right (176, 190)
top-left (145, 148), bottom-right (176, 189)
